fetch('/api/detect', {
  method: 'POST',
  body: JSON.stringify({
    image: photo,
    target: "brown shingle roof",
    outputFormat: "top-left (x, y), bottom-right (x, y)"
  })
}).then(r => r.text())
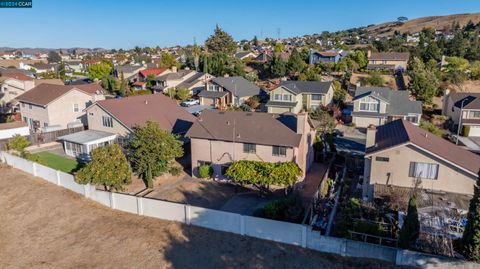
top-left (369, 52), bottom-right (410, 61)
top-left (96, 94), bottom-right (195, 134)
top-left (186, 110), bottom-right (302, 148)
top-left (0, 121), bottom-right (28, 130)
top-left (15, 83), bottom-right (104, 107)
top-left (366, 119), bottom-right (480, 175)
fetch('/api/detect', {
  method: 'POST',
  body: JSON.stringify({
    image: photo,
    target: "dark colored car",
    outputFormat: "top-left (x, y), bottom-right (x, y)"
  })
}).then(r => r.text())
top-left (76, 153), bottom-right (92, 164)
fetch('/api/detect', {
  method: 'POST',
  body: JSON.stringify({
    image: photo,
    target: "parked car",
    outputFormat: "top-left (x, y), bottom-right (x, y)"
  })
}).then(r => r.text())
top-left (76, 153), bottom-right (92, 164)
top-left (181, 98), bottom-right (200, 107)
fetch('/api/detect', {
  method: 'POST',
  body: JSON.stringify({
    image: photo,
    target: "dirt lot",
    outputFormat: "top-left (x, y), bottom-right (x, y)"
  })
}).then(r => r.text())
top-left (0, 166), bottom-right (408, 269)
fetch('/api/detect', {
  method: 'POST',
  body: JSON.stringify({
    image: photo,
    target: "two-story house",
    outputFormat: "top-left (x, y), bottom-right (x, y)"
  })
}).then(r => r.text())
top-left (309, 49), bottom-right (348, 64)
top-left (267, 81), bottom-right (334, 114)
top-left (443, 92), bottom-right (480, 137)
top-left (198, 77), bottom-right (261, 109)
top-left (366, 52), bottom-right (410, 72)
top-left (16, 83), bottom-right (106, 131)
top-left (114, 64), bottom-right (146, 83)
top-left (176, 72), bottom-right (214, 95)
top-left (153, 69), bottom-right (197, 93)
top-left (352, 87), bottom-right (422, 128)
top-left (363, 120), bottom-right (480, 200)
top-left (59, 93), bottom-right (195, 158)
top-left (186, 110), bottom-right (315, 180)
top-left (0, 73), bottom-right (35, 113)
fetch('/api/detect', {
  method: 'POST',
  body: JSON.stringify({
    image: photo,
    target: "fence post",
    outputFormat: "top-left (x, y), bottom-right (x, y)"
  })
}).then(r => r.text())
top-left (137, 197), bottom-right (143, 215)
top-left (84, 184), bottom-right (91, 198)
top-left (110, 192), bottom-right (116, 209)
top-left (56, 170), bottom-right (61, 186)
top-left (341, 239), bottom-right (347, 256)
top-left (185, 204), bottom-right (191, 224)
top-left (240, 215), bottom-right (245, 236)
top-left (301, 225), bottom-right (307, 248)
top-left (32, 162), bottom-right (37, 177)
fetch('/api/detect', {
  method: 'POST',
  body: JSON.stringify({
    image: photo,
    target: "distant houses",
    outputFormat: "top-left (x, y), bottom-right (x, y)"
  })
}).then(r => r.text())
top-left (366, 51), bottom-right (409, 72)
top-left (443, 92), bottom-right (480, 137)
top-left (309, 49), bottom-right (348, 64)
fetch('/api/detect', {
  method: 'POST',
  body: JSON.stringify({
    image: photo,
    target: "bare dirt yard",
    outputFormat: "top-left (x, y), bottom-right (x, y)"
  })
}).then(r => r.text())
top-left (0, 166), bottom-right (409, 269)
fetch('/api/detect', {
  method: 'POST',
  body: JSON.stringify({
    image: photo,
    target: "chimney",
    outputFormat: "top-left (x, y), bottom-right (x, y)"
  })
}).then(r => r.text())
top-left (296, 112), bottom-right (308, 134)
top-left (366, 124), bottom-right (377, 149)
top-left (171, 66), bottom-right (177, 73)
top-left (367, 50), bottom-right (371, 58)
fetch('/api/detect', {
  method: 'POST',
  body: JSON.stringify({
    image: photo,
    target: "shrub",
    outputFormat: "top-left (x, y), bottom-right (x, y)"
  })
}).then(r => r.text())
top-left (362, 73), bottom-right (385, 87)
top-left (198, 164), bottom-right (213, 178)
top-left (419, 120), bottom-right (444, 137)
top-left (253, 196), bottom-right (304, 223)
top-left (176, 88), bottom-right (190, 101)
top-left (169, 165), bottom-right (182, 176)
top-left (7, 135), bottom-right (31, 152)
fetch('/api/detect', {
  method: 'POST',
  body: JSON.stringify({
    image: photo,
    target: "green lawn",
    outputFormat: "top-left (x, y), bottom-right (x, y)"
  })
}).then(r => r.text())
top-left (34, 152), bottom-right (80, 174)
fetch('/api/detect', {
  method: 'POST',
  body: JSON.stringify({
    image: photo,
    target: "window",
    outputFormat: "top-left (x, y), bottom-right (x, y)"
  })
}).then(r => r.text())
top-left (197, 160), bottom-right (211, 167)
top-left (274, 93), bottom-right (292, 102)
top-left (243, 143), bottom-right (256, 153)
top-left (409, 162), bottom-right (439, 180)
top-left (73, 103), bottom-right (79, 112)
top-left (272, 146), bottom-right (287, 157)
top-left (102, 116), bottom-right (113, 128)
top-left (43, 123), bottom-right (48, 127)
top-left (22, 103), bottom-right (25, 108)
top-left (28, 104), bottom-right (32, 109)
top-left (282, 94), bottom-right (292, 101)
top-left (274, 94), bottom-right (281, 101)
top-left (359, 97), bottom-right (379, 112)
top-left (89, 112), bottom-right (94, 116)
top-left (472, 111), bottom-right (480, 118)
top-left (311, 94), bottom-right (322, 101)
top-left (406, 115), bottom-right (419, 124)
top-left (375, 156), bottom-right (389, 162)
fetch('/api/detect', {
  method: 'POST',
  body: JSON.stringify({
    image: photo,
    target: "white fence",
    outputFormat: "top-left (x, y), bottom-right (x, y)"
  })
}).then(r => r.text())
top-left (1, 151), bottom-right (478, 269)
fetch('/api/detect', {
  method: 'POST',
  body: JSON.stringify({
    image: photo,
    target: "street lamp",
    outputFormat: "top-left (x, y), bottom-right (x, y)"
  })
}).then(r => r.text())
top-left (456, 98), bottom-right (467, 145)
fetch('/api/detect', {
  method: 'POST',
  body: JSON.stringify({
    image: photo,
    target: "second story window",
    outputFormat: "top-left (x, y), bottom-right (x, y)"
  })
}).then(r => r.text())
top-left (73, 103), bottom-right (79, 112)
top-left (359, 96), bottom-right (379, 112)
top-left (102, 116), bottom-right (113, 128)
top-left (471, 111), bottom-right (480, 118)
top-left (243, 143), bottom-right (256, 153)
top-left (272, 146), bottom-right (287, 157)
top-left (311, 94), bottom-right (322, 101)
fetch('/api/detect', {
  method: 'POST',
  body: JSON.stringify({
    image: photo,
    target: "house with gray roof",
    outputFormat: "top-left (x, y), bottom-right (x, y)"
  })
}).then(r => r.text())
top-left (234, 51), bottom-right (257, 60)
top-left (267, 81), bottom-right (334, 114)
top-left (198, 76), bottom-right (261, 109)
top-left (443, 92), bottom-right (480, 137)
top-left (352, 87), bottom-right (422, 128)
top-left (186, 110), bottom-right (315, 180)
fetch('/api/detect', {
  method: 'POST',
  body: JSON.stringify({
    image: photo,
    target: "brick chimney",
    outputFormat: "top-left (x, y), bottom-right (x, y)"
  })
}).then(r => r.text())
top-left (296, 112), bottom-right (308, 134)
top-left (366, 124), bottom-right (377, 149)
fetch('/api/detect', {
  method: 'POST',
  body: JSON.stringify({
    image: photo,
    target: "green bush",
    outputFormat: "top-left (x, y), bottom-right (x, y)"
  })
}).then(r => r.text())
top-left (419, 120), bottom-right (444, 137)
top-left (169, 165), bottom-right (182, 176)
top-left (176, 88), bottom-right (190, 101)
top-left (7, 135), bottom-right (31, 152)
top-left (253, 196), bottom-right (304, 223)
top-left (198, 164), bottom-right (213, 178)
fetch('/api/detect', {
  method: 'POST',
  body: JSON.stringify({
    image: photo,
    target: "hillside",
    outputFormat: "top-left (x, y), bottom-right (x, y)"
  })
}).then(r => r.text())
top-left (366, 13), bottom-right (480, 37)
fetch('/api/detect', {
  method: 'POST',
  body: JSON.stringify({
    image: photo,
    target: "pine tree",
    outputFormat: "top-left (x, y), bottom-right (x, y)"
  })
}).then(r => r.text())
top-left (398, 195), bottom-right (420, 249)
top-left (462, 170), bottom-right (480, 262)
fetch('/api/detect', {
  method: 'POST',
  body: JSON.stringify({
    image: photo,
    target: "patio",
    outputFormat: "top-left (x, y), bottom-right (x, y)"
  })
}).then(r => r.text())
top-left (58, 130), bottom-right (117, 157)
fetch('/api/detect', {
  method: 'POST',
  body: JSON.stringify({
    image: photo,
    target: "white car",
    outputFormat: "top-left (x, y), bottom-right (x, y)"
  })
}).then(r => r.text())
top-left (181, 98), bottom-right (200, 107)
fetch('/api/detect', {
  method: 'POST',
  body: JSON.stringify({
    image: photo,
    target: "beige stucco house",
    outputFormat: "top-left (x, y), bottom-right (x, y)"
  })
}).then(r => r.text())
top-left (352, 87), bottom-right (422, 128)
top-left (363, 120), bottom-right (480, 200)
top-left (186, 110), bottom-right (315, 180)
top-left (267, 81), bottom-right (334, 114)
top-left (0, 73), bottom-right (34, 113)
top-left (442, 91), bottom-right (480, 137)
top-left (366, 52), bottom-right (410, 71)
top-left (16, 83), bottom-right (106, 131)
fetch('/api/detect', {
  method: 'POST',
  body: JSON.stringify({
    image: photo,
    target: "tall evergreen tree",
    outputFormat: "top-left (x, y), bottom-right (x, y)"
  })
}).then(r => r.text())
top-left (205, 25), bottom-right (237, 55)
top-left (398, 195), bottom-right (420, 249)
top-left (462, 170), bottom-right (480, 262)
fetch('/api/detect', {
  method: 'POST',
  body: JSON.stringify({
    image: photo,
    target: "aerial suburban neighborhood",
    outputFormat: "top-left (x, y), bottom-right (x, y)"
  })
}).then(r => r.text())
top-left (2, 1), bottom-right (480, 268)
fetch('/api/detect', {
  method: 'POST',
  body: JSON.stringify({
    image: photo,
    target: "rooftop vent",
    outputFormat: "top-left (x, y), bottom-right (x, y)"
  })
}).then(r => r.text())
top-left (246, 113), bottom-right (252, 116)
top-left (144, 100), bottom-right (148, 105)
top-left (219, 111), bottom-right (225, 114)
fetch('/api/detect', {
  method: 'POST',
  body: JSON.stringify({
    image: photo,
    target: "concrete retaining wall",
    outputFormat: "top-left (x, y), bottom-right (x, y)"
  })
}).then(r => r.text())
top-left (1, 151), bottom-right (477, 269)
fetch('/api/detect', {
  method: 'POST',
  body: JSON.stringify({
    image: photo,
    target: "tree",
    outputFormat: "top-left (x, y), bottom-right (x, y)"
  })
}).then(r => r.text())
top-left (332, 80), bottom-right (347, 103)
top-left (205, 25), bottom-right (237, 55)
top-left (398, 195), bottom-right (420, 249)
top-left (273, 43), bottom-right (285, 53)
top-left (176, 88), bottom-right (190, 101)
top-left (287, 49), bottom-right (307, 75)
top-left (7, 135), bottom-right (31, 152)
top-left (462, 170), bottom-right (480, 262)
top-left (47, 50), bottom-right (61, 63)
top-left (225, 160), bottom-right (301, 193)
top-left (88, 62), bottom-right (112, 80)
top-left (408, 57), bottom-right (440, 105)
top-left (298, 66), bottom-right (321, 81)
top-left (362, 73), bottom-right (385, 87)
top-left (76, 144), bottom-right (131, 191)
top-left (146, 74), bottom-right (156, 89)
top-left (310, 107), bottom-right (336, 134)
top-left (253, 35), bottom-right (259, 46)
top-left (58, 62), bottom-right (66, 80)
top-left (268, 55), bottom-right (287, 78)
top-left (397, 16), bottom-right (408, 23)
top-left (128, 121), bottom-right (184, 188)
top-left (445, 56), bottom-right (469, 84)
top-left (470, 61), bottom-right (480, 80)
top-left (159, 52), bottom-right (178, 69)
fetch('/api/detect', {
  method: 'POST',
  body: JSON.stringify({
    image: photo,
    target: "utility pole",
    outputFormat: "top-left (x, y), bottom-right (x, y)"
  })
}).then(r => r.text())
top-left (456, 99), bottom-right (466, 145)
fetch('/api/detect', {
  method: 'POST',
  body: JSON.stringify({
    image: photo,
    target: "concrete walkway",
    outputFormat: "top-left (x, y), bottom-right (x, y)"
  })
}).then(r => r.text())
top-left (456, 136), bottom-right (480, 152)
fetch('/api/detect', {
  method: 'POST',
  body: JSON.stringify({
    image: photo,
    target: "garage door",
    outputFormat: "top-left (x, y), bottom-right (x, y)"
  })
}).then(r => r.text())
top-left (469, 125), bottom-right (480, 137)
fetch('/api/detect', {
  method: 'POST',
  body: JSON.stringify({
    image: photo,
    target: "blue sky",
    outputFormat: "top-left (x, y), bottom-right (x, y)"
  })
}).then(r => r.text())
top-left (0, 0), bottom-right (479, 49)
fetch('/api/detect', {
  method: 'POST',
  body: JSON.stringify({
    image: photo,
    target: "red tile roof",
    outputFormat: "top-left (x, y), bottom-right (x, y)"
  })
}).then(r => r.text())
top-left (2, 73), bottom-right (32, 81)
top-left (139, 68), bottom-right (168, 78)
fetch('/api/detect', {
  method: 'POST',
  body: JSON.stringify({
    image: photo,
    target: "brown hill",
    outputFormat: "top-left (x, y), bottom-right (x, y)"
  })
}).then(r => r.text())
top-left (366, 13), bottom-right (480, 37)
